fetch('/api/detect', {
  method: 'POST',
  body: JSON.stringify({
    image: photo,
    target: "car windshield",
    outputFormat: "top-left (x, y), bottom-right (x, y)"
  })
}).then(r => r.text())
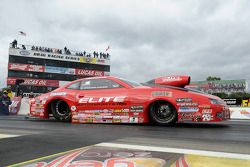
top-left (118, 78), bottom-right (142, 87)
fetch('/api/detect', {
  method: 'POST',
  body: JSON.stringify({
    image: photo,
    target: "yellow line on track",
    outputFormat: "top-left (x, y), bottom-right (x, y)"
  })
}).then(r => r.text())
top-left (7, 146), bottom-right (92, 167)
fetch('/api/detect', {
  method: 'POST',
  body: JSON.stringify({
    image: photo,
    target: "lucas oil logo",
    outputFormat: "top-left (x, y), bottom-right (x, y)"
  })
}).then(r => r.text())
top-left (79, 96), bottom-right (126, 103)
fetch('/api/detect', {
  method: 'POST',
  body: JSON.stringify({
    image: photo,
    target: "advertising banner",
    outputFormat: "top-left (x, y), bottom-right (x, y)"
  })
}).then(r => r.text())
top-left (8, 63), bottom-right (44, 72)
top-left (45, 66), bottom-right (76, 75)
top-left (76, 69), bottom-right (104, 77)
top-left (7, 77), bottom-right (59, 87)
top-left (9, 48), bottom-right (110, 65)
top-left (230, 107), bottom-right (250, 119)
top-left (188, 79), bottom-right (247, 94)
top-left (223, 98), bottom-right (242, 106)
top-left (9, 96), bottom-right (22, 115)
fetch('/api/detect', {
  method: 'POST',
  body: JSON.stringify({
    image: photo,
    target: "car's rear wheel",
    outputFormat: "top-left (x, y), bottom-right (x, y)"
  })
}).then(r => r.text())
top-left (149, 101), bottom-right (177, 125)
top-left (51, 100), bottom-right (71, 122)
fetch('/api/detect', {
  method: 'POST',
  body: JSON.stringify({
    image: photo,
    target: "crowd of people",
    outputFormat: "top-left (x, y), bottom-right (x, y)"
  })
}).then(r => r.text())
top-left (10, 40), bottom-right (110, 59)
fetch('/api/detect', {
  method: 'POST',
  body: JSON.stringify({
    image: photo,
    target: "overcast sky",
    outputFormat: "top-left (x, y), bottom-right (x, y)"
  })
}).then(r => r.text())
top-left (0, 0), bottom-right (250, 90)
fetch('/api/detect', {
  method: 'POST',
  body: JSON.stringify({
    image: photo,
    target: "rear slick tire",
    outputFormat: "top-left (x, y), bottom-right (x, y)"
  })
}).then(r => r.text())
top-left (149, 101), bottom-right (177, 125)
top-left (51, 100), bottom-right (71, 122)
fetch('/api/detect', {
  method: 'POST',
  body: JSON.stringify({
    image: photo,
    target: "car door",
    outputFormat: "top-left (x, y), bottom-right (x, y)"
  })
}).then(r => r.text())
top-left (75, 78), bottom-right (130, 123)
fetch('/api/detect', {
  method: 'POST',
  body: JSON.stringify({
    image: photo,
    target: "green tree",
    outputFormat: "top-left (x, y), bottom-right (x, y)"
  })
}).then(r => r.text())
top-left (212, 93), bottom-right (228, 99)
top-left (206, 76), bottom-right (221, 81)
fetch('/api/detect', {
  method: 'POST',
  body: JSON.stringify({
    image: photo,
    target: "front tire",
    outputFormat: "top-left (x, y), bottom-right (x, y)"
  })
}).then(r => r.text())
top-left (149, 101), bottom-right (177, 125)
top-left (51, 100), bottom-right (71, 122)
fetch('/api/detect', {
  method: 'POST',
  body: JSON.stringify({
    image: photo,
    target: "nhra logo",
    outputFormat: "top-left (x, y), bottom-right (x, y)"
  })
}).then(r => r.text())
top-left (19, 50), bottom-right (30, 55)
top-left (79, 96), bottom-right (126, 103)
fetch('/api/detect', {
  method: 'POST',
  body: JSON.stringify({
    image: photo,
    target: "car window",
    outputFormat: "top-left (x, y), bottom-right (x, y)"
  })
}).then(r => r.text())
top-left (118, 78), bottom-right (142, 87)
top-left (66, 81), bottom-right (81, 90)
top-left (80, 79), bottom-right (123, 90)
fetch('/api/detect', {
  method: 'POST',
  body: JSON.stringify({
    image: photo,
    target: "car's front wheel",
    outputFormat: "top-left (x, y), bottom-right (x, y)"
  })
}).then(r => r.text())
top-left (51, 100), bottom-right (71, 122)
top-left (149, 101), bottom-right (177, 125)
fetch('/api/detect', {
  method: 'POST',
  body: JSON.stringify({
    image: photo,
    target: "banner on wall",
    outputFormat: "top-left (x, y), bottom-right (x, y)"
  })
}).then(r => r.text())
top-left (230, 107), bottom-right (250, 119)
top-left (8, 63), bottom-right (44, 72)
top-left (45, 66), bottom-right (76, 75)
top-left (9, 96), bottom-right (22, 115)
top-left (76, 69), bottom-right (104, 76)
top-left (9, 48), bottom-right (110, 65)
top-left (7, 77), bottom-right (59, 87)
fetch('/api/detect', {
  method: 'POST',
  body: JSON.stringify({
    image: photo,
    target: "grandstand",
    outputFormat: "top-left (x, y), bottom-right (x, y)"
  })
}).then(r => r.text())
top-left (7, 43), bottom-right (110, 97)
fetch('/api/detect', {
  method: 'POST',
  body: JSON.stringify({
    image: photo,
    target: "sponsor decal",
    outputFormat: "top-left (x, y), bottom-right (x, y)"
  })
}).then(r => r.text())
top-left (176, 98), bottom-right (192, 103)
top-left (130, 106), bottom-right (144, 112)
top-left (161, 76), bottom-right (182, 82)
top-left (50, 92), bottom-right (67, 96)
top-left (193, 112), bottom-right (202, 121)
top-left (178, 107), bottom-right (199, 112)
top-left (139, 118), bottom-right (144, 123)
top-left (19, 50), bottom-right (30, 55)
top-left (151, 91), bottom-right (172, 97)
top-left (202, 113), bottom-right (214, 121)
top-left (112, 119), bottom-right (121, 123)
top-left (130, 117), bottom-right (139, 123)
top-left (198, 105), bottom-right (211, 109)
top-left (122, 109), bottom-right (130, 112)
top-left (179, 112), bottom-right (194, 121)
top-left (79, 96), bottom-right (126, 103)
top-left (71, 106), bottom-right (76, 111)
top-left (114, 109), bottom-right (122, 112)
top-left (177, 102), bottom-right (198, 107)
top-left (133, 112), bottom-right (140, 116)
top-left (202, 109), bottom-right (212, 114)
top-left (121, 119), bottom-right (130, 123)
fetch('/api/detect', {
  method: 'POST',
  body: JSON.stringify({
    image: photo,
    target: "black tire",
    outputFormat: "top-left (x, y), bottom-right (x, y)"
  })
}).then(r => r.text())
top-left (51, 100), bottom-right (71, 122)
top-left (149, 101), bottom-right (177, 125)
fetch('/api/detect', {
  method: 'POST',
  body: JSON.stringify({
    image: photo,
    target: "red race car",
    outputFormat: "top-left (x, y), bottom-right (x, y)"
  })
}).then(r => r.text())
top-left (30, 76), bottom-right (230, 125)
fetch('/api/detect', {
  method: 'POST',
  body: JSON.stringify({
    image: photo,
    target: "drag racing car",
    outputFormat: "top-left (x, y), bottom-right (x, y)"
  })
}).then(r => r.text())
top-left (30, 76), bottom-right (230, 125)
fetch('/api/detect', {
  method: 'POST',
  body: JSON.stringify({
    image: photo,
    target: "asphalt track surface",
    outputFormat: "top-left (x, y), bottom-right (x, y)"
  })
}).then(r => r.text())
top-left (0, 116), bottom-right (250, 166)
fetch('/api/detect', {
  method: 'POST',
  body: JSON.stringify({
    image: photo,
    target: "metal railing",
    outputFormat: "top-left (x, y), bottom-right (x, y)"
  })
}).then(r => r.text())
top-left (9, 42), bottom-right (110, 60)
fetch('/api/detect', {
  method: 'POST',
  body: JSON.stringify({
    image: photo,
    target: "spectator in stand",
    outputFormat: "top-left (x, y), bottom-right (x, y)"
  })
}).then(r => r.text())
top-left (103, 53), bottom-right (106, 59)
top-left (66, 49), bottom-right (71, 55)
top-left (39, 46), bottom-right (42, 51)
top-left (64, 46), bottom-right (67, 53)
top-left (22, 45), bottom-right (26, 50)
top-left (31, 46), bottom-right (35, 50)
top-left (11, 39), bottom-right (17, 48)
top-left (107, 53), bottom-right (110, 59)
top-left (35, 46), bottom-right (38, 51)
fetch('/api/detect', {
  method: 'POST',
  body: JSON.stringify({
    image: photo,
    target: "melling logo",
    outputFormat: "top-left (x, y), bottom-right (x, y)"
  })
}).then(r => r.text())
top-left (19, 50), bottom-right (30, 55)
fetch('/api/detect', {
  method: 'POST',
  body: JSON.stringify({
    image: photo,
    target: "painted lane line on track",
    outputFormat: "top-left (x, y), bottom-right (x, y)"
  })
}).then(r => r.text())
top-left (96, 143), bottom-right (250, 160)
top-left (0, 134), bottom-right (20, 139)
